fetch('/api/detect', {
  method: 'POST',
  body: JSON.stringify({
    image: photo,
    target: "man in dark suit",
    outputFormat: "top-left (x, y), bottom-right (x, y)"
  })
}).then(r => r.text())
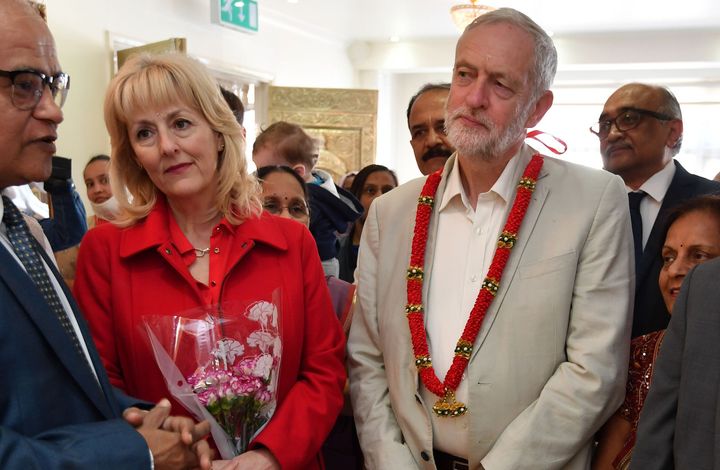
top-left (0, 1), bottom-right (211, 468)
top-left (631, 257), bottom-right (720, 468)
top-left (595, 83), bottom-right (720, 337)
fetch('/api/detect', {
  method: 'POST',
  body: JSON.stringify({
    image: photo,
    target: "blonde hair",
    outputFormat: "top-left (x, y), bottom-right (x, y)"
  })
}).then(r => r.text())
top-left (104, 52), bottom-right (261, 226)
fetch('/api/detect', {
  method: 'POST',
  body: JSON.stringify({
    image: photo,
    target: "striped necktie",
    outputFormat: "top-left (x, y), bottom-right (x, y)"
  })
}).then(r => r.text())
top-left (2, 195), bottom-right (91, 366)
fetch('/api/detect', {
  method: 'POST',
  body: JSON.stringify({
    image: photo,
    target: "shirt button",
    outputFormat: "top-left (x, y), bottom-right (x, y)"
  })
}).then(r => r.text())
top-left (214, 247), bottom-right (220, 254)
top-left (420, 451), bottom-right (430, 461)
top-left (470, 275), bottom-right (478, 282)
top-left (475, 226), bottom-right (482, 235)
top-left (210, 280), bottom-right (217, 287)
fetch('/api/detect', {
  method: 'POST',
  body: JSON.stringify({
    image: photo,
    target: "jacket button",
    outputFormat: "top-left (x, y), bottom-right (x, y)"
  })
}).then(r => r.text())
top-left (421, 451), bottom-right (430, 461)
top-left (210, 280), bottom-right (217, 287)
top-left (214, 247), bottom-right (220, 254)
top-left (164, 248), bottom-right (171, 255)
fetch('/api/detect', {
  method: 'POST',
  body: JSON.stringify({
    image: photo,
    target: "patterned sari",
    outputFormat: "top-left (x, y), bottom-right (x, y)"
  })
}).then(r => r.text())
top-left (612, 330), bottom-right (666, 469)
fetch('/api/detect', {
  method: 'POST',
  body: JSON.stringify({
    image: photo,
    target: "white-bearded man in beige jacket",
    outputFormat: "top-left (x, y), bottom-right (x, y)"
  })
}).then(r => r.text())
top-left (347, 7), bottom-right (634, 470)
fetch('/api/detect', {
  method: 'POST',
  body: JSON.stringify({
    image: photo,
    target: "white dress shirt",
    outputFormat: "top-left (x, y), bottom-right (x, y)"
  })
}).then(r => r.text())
top-left (420, 151), bottom-right (526, 457)
top-left (0, 195), bottom-right (99, 382)
top-left (630, 159), bottom-right (676, 249)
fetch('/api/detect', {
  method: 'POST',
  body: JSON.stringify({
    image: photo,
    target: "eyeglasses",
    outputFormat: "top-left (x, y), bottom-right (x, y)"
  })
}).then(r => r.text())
top-left (590, 107), bottom-right (674, 139)
top-left (0, 69), bottom-right (70, 110)
top-left (262, 198), bottom-right (309, 219)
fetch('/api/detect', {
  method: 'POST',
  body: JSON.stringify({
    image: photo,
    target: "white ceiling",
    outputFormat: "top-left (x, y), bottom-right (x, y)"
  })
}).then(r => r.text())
top-left (260, 0), bottom-right (720, 43)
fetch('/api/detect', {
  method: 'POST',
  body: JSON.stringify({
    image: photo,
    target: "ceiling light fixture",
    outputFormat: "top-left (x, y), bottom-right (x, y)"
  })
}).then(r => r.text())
top-left (450, 0), bottom-right (496, 32)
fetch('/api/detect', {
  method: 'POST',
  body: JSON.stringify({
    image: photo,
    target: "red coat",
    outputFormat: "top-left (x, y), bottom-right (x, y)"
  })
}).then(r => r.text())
top-left (74, 197), bottom-right (346, 470)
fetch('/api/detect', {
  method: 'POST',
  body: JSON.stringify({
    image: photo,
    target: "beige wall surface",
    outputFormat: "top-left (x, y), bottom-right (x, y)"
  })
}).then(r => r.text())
top-left (45, 0), bottom-right (355, 210)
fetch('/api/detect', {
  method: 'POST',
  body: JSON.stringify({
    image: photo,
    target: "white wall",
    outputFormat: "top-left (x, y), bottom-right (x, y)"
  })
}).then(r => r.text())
top-left (46, 0), bottom-right (355, 207)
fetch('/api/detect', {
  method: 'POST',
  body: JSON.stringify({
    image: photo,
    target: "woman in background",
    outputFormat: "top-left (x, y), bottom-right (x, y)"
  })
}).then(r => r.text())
top-left (257, 164), bottom-right (361, 470)
top-left (339, 171), bottom-right (357, 192)
top-left (338, 164), bottom-right (398, 283)
top-left (593, 195), bottom-right (720, 469)
top-left (74, 53), bottom-right (345, 470)
top-left (83, 154), bottom-right (118, 226)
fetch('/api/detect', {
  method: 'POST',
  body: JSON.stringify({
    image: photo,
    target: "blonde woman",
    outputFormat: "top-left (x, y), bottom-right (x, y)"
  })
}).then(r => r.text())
top-left (74, 53), bottom-right (345, 470)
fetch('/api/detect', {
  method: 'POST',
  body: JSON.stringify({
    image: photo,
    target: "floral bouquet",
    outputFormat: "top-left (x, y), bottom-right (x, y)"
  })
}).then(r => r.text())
top-left (143, 295), bottom-right (281, 458)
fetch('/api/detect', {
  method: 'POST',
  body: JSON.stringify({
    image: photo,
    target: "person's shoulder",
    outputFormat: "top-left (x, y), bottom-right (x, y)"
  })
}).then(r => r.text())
top-left (85, 219), bottom-right (122, 237)
top-left (688, 172), bottom-right (720, 193)
top-left (542, 155), bottom-right (615, 181)
top-left (541, 155), bottom-right (622, 195)
top-left (376, 175), bottom-right (427, 207)
top-left (689, 256), bottom-right (720, 280)
top-left (240, 211), bottom-right (308, 249)
top-left (672, 160), bottom-right (720, 192)
top-left (81, 220), bottom-right (125, 251)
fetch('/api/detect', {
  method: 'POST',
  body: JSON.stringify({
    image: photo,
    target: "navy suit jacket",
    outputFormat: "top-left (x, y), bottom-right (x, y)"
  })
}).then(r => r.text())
top-left (0, 239), bottom-right (151, 468)
top-left (631, 160), bottom-right (720, 337)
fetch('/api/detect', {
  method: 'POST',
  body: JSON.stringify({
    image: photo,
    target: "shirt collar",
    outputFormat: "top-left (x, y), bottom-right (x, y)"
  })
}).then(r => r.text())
top-left (438, 146), bottom-right (529, 213)
top-left (119, 196), bottom-right (287, 258)
top-left (631, 159), bottom-right (676, 203)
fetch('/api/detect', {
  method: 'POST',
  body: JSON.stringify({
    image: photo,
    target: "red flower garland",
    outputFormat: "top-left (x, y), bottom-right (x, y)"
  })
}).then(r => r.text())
top-left (406, 154), bottom-right (544, 417)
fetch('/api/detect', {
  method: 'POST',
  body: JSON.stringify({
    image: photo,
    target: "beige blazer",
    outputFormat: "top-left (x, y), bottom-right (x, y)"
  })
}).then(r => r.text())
top-left (348, 147), bottom-right (634, 470)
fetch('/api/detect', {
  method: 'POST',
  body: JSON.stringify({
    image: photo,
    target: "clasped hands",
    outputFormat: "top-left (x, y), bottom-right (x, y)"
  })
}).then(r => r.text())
top-left (123, 398), bottom-right (212, 470)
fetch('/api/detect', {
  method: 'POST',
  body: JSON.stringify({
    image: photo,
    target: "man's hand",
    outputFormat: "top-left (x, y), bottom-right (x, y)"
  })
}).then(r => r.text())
top-left (212, 448), bottom-right (280, 470)
top-left (123, 402), bottom-right (211, 448)
top-left (126, 399), bottom-right (212, 470)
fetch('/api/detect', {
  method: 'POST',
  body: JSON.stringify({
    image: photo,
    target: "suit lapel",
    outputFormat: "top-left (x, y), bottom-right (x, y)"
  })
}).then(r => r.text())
top-left (636, 162), bottom-right (693, 284)
top-left (469, 163), bottom-right (550, 362)
top-left (0, 245), bottom-right (115, 418)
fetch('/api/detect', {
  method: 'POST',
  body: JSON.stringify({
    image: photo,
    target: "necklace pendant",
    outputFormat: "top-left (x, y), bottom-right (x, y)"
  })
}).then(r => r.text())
top-left (432, 390), bottom-right (467, 418)
top-left (193, 248), bottom-right (210, 258)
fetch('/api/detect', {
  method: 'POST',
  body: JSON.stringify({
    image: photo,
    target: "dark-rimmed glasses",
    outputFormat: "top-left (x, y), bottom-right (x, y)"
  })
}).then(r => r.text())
top-left (0, 69), bottom-right (70, 110)
top-left (590, 107), bottom-right (674, 139)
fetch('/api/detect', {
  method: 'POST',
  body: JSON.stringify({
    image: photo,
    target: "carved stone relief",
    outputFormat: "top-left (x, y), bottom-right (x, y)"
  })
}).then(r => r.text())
top-left (266, 86), bottom-right (378, 183)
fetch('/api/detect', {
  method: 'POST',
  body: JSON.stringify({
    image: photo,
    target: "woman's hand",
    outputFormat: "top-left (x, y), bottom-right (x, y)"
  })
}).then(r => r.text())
top-left (213, 449), bottom-right (280, 470)
top-left (592, 412), bottom-right (632, 470)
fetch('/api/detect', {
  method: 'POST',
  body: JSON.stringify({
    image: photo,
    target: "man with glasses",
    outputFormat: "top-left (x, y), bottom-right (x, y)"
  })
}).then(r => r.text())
top-left (407, 83), bottom-right (456, 175)
top-left (594, 83), bottom-right (720, 337)
top-left (0, 1), bottom-right (212, 468)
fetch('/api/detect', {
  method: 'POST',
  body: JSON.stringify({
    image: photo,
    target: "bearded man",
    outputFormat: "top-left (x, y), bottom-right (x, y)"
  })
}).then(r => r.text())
top-left (348, 7), bottom-right (633, 470)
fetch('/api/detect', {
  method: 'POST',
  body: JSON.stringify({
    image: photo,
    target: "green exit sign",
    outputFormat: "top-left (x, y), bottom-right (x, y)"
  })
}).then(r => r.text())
top-left (211, 0), bottom-right (258, 33)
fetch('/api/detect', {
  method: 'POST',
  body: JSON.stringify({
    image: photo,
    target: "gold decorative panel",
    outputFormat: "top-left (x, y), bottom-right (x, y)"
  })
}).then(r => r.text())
top-left (266, 86), bottom-right (378, 182)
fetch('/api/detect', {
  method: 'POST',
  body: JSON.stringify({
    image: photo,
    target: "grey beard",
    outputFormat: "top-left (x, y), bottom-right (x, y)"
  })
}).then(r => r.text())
top-left (447, 116), bottom-right (526, 162)
top-left (445, 99), bottom-right (534, 161)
